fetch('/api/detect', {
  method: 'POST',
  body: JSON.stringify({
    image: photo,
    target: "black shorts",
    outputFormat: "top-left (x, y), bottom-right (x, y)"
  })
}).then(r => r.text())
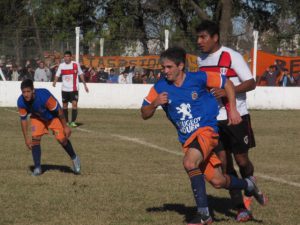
top-left (62, 91), bottom-right (79, 103)
top-left (214, 114), bottom-right (256, 154)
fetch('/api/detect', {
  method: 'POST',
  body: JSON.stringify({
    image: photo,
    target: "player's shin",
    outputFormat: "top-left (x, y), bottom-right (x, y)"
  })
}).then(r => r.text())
top-left (60, 139), bottom-right (76, 160)
top-left (63, 108), bottom-right (69, 123)
top-left (188, 168), bottom-right (210, 216)
top-left (72, 109), bottom-right (77, 122)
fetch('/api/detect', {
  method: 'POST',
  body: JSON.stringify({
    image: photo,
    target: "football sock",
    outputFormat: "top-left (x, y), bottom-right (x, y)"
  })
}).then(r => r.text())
top-left (62, 140), bottom-right (76, 160)
top-left (188, 168), bottom-right (209, 216)
top-left (228, 171), bottom-right (245, 209)
top-left (63, 108), bottom-right (69, 123)
top-left (32, 145), bottom-right (41, 168)
top-left (225, 174), bottom-right (248, 190)
top-left (72, 109), bottom-right (77, 122)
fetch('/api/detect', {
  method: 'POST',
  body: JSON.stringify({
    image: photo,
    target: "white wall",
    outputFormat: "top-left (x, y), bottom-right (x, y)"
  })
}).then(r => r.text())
top-left (1, 81), bottom-right (300, 109)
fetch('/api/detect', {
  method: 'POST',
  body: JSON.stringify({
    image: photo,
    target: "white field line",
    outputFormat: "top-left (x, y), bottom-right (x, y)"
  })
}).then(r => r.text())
top-left (4, 108), bottom-right (300, 188)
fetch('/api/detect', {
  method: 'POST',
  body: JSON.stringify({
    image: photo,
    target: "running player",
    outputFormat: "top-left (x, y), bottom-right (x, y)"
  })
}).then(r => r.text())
top-left (196, 20), bottom-right (264, 221)
top-left (18, 79), bottom-right (81, 176)
top-left (53, 50), bottom-right (89, 128)
top-left (141, 47), bottom-right (267, 225)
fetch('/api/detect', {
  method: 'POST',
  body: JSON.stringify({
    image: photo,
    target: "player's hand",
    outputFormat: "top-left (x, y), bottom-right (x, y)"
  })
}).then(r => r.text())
top-left (211, 88), bottom-right (226, 99)
top-left (52, 82), bottom-right (56, 87)
top-left (25, 138), bottom-right (32, 150)
top-left (228, 108), bottom-right (242, 126)
top-left (64, 126), bottom-right (72, 138)
top-left (153, 92), bottom-right (168, 107)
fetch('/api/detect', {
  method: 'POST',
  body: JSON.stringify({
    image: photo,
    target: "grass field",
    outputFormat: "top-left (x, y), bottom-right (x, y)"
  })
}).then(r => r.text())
top-left (0, 108), bottom-right (299, 225)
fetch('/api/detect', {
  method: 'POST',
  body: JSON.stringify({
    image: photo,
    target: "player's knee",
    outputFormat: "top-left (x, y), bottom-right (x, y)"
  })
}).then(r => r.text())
top-left (183, 159), bottom-right (198, 171)
top-left (32, 136), bottom-right (41, 146)
top-left (57, 137), bottom-right (68, 146)
top-left (236, 157), bottom-right (251, 168)
top-left (210, 177), bottom-right (225, 189)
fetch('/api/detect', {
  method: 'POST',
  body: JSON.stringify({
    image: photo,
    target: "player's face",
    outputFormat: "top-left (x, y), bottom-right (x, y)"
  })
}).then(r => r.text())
top-left (197, 31), bottom-right (219, 53)
top-left (64, 54), bottom-right (72, 64)
top-left (22, 87), bottom-right (34, 102)
top-left (161, 59), bottom-right (183, 82)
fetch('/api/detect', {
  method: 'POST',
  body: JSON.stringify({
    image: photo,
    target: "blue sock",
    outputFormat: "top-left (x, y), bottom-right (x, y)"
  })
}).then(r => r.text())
top-left (32, 145), bottom-right (41, 168)
top-left (226, 174), bottom-right (247, 190)
top-left (62, 140), bottom-right (76, 160)
top-left (188, 168), bottom-right (209, 215)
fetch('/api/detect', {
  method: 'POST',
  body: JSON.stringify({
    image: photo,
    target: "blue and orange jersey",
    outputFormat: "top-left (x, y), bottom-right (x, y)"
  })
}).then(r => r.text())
top-left (17, 89), bottom-right (61, 121)
top-left (142, 71), bottom-right (226, 144)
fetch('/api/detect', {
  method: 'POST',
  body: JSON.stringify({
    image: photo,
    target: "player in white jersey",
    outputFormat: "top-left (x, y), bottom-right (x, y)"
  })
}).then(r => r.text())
top-left (53, 51), bottom-right (89, 127)
top-left (196, 20), bottom-right (266, 222)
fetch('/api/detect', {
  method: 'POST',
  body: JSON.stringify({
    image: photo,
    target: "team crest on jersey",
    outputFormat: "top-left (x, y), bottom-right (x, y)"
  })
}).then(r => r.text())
top-left (74, 69), bottom-right (78, 74)
top-left (220, 67), bottom-right (228, 76)
top-left (191, 91), bottom-right (198, 100)
top-left (244, 135), bottom-right (249, 144)
top-left (176, 103), bottom-right (193, 121)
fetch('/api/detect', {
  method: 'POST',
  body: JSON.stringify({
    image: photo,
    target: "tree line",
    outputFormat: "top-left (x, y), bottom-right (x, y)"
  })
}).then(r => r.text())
top-left (0, 0), bottom-right (299, 65)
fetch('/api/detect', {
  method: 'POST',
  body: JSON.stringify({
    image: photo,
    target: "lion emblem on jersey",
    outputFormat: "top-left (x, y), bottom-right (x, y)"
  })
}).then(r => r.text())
top-left (176, 103), bottom-right (193, 121)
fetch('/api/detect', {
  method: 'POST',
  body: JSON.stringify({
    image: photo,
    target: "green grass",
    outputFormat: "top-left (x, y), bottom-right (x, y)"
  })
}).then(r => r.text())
top-left (0, 108), bottom-right (299, 225)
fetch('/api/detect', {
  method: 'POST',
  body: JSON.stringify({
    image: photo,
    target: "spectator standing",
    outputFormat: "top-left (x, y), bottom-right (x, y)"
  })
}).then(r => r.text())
top-left (34, 61), bottom-right (52, 82)
top-left (9, 65), bottom-right (20, 81)
top-left (118, 72), bottom-right (132, 84)
top-left (279, 69), bottom-right (295, 87)
top-left (98, 66), bottom-right (108, 83)
top-left (146, 70), bottom-right (157, 84)
top-left (132, 71), bottom-right (143, 84)
top-left (107, 69), bottom-right (119, 83)
top-left (257, 62), bottom-right (281, 86)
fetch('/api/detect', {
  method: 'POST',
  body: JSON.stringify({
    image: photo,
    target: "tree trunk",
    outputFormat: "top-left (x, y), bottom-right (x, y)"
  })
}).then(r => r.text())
top-left (28, 0), bottom-right (43, 58)
top-left (218, 0), bottom-right (233, 47)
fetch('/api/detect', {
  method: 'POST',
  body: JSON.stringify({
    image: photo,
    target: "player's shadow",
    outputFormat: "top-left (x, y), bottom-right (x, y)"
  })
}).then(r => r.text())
top-left (29, 164), bottom-right (74, 174)
top-left (146, 195), bottom-right (263, 223)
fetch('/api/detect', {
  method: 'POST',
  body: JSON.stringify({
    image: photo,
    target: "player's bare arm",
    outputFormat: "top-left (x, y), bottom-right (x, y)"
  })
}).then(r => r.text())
top-left (224, 79), bottom-right (242, 125)
top-left (20, 119), bottom-right (32, 150)
top-left (141, 92), bottom-right (168, 120)
top-left (234, 78), bottom-right (256, 93)
top-left (79, 73), bottom-right (89, 93)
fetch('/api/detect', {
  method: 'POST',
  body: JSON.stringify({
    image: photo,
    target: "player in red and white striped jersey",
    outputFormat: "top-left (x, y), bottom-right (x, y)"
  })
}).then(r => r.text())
top-left (53, 51), bottom-right (89, 127)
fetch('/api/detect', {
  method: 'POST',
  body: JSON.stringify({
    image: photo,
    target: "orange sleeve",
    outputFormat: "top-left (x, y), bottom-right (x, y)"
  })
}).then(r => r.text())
top-left (46, 96), bottom-right (58, 111)
top-left (206, 71), bottom-right (226, 89)
top-left (144, 87), bottom-right (158, 104)
top-left (18, 108), bottom-right (27, 118)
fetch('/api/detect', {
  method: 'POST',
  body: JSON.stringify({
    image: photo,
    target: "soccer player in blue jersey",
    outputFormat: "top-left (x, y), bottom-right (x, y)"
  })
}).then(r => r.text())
top-left (17, 79), bottom-right (81, 176)
top-left (141, 47), bottom-right (266, 225)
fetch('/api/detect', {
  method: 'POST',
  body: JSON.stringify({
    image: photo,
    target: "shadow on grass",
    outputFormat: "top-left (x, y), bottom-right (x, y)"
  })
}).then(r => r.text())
top-left (29, 164), bottom-right (74, 174)
top-left (146, 195), bottom-right (263, 223)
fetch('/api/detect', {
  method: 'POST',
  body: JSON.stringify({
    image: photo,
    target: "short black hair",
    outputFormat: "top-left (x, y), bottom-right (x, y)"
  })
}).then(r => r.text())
top-left (160, 46), bottom-right (186, 67)
top-left (21, 79), bottom-right (34, 90)
top-left (196, 20), bottom-right (220, 39)
top-left (64, 50), bottom-right (72, 56)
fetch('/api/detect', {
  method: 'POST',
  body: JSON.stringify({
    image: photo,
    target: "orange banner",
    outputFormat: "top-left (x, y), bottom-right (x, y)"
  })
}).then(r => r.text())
top-left (82, 55), bottom-right (160, 69)
top-left (251, 50), bottom-right (300, 76)
top-left (82, 54), bottom-right (199, 71)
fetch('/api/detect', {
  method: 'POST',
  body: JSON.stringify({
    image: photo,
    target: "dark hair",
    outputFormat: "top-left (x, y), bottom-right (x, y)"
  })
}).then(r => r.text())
top-left (21, 79), bottom-right (34, 90)
top-left (64, 50), bottom-right (72, 56)
top-left (160, 46), bottom-right (186, 67)
top-left (196, 20), bottom-right (220, 39)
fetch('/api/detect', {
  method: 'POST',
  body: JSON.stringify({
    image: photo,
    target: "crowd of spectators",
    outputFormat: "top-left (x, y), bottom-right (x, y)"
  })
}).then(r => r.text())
top-left (1, 57), bottom-right (299, 87)
top-left (0, 57), bottom-right (164, 84)
top-left (257, 61), bottom-right (300, 87)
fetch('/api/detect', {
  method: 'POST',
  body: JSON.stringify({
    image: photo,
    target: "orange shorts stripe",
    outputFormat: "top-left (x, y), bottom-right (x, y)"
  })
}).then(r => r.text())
top-left (182, 127), bottom-right (221, 181)
top-left (31, 117), bottom-right (65, 141)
